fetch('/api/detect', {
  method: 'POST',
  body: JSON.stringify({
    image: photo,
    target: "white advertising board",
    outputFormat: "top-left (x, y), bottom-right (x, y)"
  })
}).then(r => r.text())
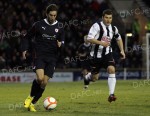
top-left (0, 72), bottom-right (73, 83)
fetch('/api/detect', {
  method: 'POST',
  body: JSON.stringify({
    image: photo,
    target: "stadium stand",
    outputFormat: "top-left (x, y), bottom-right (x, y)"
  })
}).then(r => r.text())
top-left (0, 0), bottom-right (144, 70)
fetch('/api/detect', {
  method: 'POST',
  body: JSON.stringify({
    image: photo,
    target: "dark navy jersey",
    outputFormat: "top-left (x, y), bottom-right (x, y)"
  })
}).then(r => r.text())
top-left (78, 43), bottom-right (91, 59)
top-left (20, 19), bottom-right (65, 58)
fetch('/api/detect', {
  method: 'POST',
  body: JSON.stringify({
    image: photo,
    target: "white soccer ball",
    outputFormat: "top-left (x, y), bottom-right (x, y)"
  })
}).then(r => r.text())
top-left (43, 97), bottom-right (57, 110)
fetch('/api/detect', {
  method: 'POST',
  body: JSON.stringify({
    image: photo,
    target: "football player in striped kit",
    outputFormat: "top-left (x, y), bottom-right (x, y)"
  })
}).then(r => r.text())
top-left (84, 9), bottom-right (125, 102)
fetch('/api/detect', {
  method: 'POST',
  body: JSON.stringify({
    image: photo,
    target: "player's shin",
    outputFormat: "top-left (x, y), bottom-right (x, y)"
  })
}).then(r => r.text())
top-left (24, 79), bottom-right (40, 108)
top-left (84, 72), bottom-right (92, 81)
top-left (108, 74), bottom-right (116, 95)
top-left (32, 87), bottom-right (45, 104)
top-left (30, 79), bottom-right (41, 97)
top-left (84, 72), bottom-right (92, 83)
top-left (91, 73), bottom-right (99, 82)
top-left (32, 80), bottom-right (47, 104)
top-left (83, 72), bottom-right (92, 89)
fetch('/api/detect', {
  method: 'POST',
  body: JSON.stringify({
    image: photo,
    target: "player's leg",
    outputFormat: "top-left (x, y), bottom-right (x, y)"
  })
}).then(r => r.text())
top-left (31, 74), bottom-right (49, 104)
top-left (82, 60), bottom-right (92, 89)
top-left (29, 57), bottom-right (55, 111)
top-left (82, 68), bottom-right (91, 89)
top-left (24, 69), bottom-right (44, 108)
top-left (28, 69), bottom-right (45, 112)
top-left (84, 71), bottom-right (100, 89)
top-left (24, 69), bottom-right (45, 112)
top-left (90, 58), bottom-right (101, 82)
top-left (105, 53), bottom-right (117, 102)
top-left (80, 60), bottom-right (90, 84)
top-left (31, 69), bottom-right (45, 104)
top-left (24, 58), bottom-right (45, 111)
top-left (107, 65), bottom-right (117, 102)
top-left (91, 71), bottom-right (100, 82)
top-left (34, 57), bottom-right (56, 99)
top-left (83, 58), bottom-right (101, 89)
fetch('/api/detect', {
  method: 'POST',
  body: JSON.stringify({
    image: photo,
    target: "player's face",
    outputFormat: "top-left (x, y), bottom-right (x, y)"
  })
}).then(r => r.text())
top-left (102, 14), bottom-right (112, 26)
top-left (46, 11), bottom-right (57, 24)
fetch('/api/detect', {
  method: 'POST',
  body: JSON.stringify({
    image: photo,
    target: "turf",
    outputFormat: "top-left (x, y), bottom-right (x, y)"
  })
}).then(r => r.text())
top-left (0, 80), bottom-right (150, 116)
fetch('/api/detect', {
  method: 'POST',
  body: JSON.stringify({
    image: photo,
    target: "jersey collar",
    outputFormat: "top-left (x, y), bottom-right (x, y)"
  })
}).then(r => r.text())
top-left (101, 21), bottom-right (111, 28)
top-left (44, 18), bottom-right (58, 25)
top-left (84, 43), bottom-right (90, 47)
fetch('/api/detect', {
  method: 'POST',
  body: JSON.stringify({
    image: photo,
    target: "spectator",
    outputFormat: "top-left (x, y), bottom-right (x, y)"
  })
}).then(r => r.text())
top-left (132, 18), bottom-right (140, 42)
top-left (0, 0), bottom-right (141, 69)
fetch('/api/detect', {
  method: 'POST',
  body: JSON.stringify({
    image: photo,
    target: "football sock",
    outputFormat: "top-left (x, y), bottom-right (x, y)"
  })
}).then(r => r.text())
top-left (84, 72), bottom-right (91, 85)
top-left (84, 85), bottom-right (88, 89)
top-left (108, 74), bottom-right (116, 95)
top-left (85, 72), bottom-right (91, 80)
top-left (32, 87), bottom-right (45, 104)
top-left (84, 79), bottom-right (89, 85)
top-left (30, 79), bottom-right (41, 97)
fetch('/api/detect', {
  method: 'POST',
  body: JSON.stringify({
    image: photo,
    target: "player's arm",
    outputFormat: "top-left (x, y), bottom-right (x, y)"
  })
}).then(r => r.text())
top-left (20, 23), bottom-right (36, 59)
top-left (57, 27), bottom-right (65, 47)
top-left (77, 51), bottom-right (87, 57)
top-left (117, 39), bottom-right (125, 59)
top-left (87, 39), bottom-right (109, 47)
top-left (57, 40), bottom-right (62, 47)
top-left (114, 26), bottom-right (125, 59)
top-left (77, 44), bottom-right (87, 57)
top-left (87, 23), bottom-right (109, 47)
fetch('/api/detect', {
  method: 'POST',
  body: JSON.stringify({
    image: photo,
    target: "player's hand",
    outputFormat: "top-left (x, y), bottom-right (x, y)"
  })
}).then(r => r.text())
top-left (22, 51), bottom-right (27, 60)
top-left (120, 51), bottom-right (125, 59)
top-left (100, 41), bottom-right (110, 47)
top-left (57, 40), bottom-right (61, 47)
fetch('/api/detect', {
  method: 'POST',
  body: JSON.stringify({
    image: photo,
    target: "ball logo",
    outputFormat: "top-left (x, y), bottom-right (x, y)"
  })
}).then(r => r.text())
top-left (43, 97), bottom-right (57, 110)
top-left (55, 29), bottom-right (59, 33)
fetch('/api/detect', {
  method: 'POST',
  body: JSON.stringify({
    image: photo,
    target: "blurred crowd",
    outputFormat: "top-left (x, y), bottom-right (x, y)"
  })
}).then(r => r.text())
top-left (0, 0), bottom-right (143, 70)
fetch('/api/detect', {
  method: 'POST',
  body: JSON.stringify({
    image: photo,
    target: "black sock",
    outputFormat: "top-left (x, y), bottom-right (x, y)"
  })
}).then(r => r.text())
top-left (84, 79), bottom-right (90, 85)
top-left (30, 79), bottom-right (41, 97)
top-left (32, 87), bottom-right (45, 104)
top-left (84, 74), bottom-right (91, 85)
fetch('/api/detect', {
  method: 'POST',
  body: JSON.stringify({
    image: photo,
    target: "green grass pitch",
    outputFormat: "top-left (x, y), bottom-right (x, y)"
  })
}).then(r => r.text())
top-left (0, 80), bottom-right (150, 116)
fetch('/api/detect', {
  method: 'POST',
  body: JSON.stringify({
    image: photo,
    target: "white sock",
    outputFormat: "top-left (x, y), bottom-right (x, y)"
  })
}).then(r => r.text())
top-left (85, 72), bottom-right (91, 80)
top-left (108, 74), bottom-right (116, 95)
top-left (84, 85), bottom-right (88, 88)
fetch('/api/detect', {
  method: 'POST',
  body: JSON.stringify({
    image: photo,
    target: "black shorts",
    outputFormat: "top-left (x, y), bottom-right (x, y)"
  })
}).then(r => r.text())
top-left (33, 57), bottom-right (56, 78)
top-left (80, 60), bottom-right (91, 71)
top-left (90, 53), bottom-right (115, 74)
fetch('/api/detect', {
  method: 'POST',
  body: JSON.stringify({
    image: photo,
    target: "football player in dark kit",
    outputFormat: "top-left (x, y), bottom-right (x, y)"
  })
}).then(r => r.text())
top-left (20, 4), bottom-right (64, 112)
top-left (77, 35), bottom-right (91, 89)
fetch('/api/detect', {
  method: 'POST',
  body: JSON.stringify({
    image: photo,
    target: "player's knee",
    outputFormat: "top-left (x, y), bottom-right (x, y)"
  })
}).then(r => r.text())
top-left (91, 78), bottom-right (97, 82)
top-left (43, 80), bottom-right (48, 86)
top-left (91, 74), bottom-right (99, 82)
top-left (82, 69), bottom-right (88, 76)
top-left (107, 66), bottom-right (115, 73)
top-left (41, 77), bottom-right (49, 87)
top-left (37, 78), bottom-right (44, 84)
top-left (41, 81), bottom-right (48, 88)
top-left (93, 77), bottom-right (99, 82)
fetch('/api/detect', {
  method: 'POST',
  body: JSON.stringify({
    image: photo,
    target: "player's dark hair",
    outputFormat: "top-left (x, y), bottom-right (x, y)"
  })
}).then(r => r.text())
top-left (102, 9), bottom-right (113, 16)
top-left (46, 4), bottom-right (58, 14)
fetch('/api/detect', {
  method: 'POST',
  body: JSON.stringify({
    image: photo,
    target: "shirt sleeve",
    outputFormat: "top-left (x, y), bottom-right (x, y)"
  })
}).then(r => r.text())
top-left (20, 22), bottom-right (37, 52)
top-left (87, 23), bottom-right (100, 40)
top-left (114, 26), bottom-right (121, 40)
top-left (57, 26), bottom-right (65, 44)
top-left (60, 28), bottom-right (65, 44)
top-left (78, 44), bottom-right (84, 54)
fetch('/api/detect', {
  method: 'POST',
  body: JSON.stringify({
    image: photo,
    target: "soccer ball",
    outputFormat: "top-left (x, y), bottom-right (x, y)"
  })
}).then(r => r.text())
top-left (43, 97), bottom-right (57, 110)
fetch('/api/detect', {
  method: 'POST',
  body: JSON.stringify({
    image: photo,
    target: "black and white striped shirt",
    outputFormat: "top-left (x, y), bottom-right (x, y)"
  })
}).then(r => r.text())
top-left (87, 21), bottom-right (121, 58)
